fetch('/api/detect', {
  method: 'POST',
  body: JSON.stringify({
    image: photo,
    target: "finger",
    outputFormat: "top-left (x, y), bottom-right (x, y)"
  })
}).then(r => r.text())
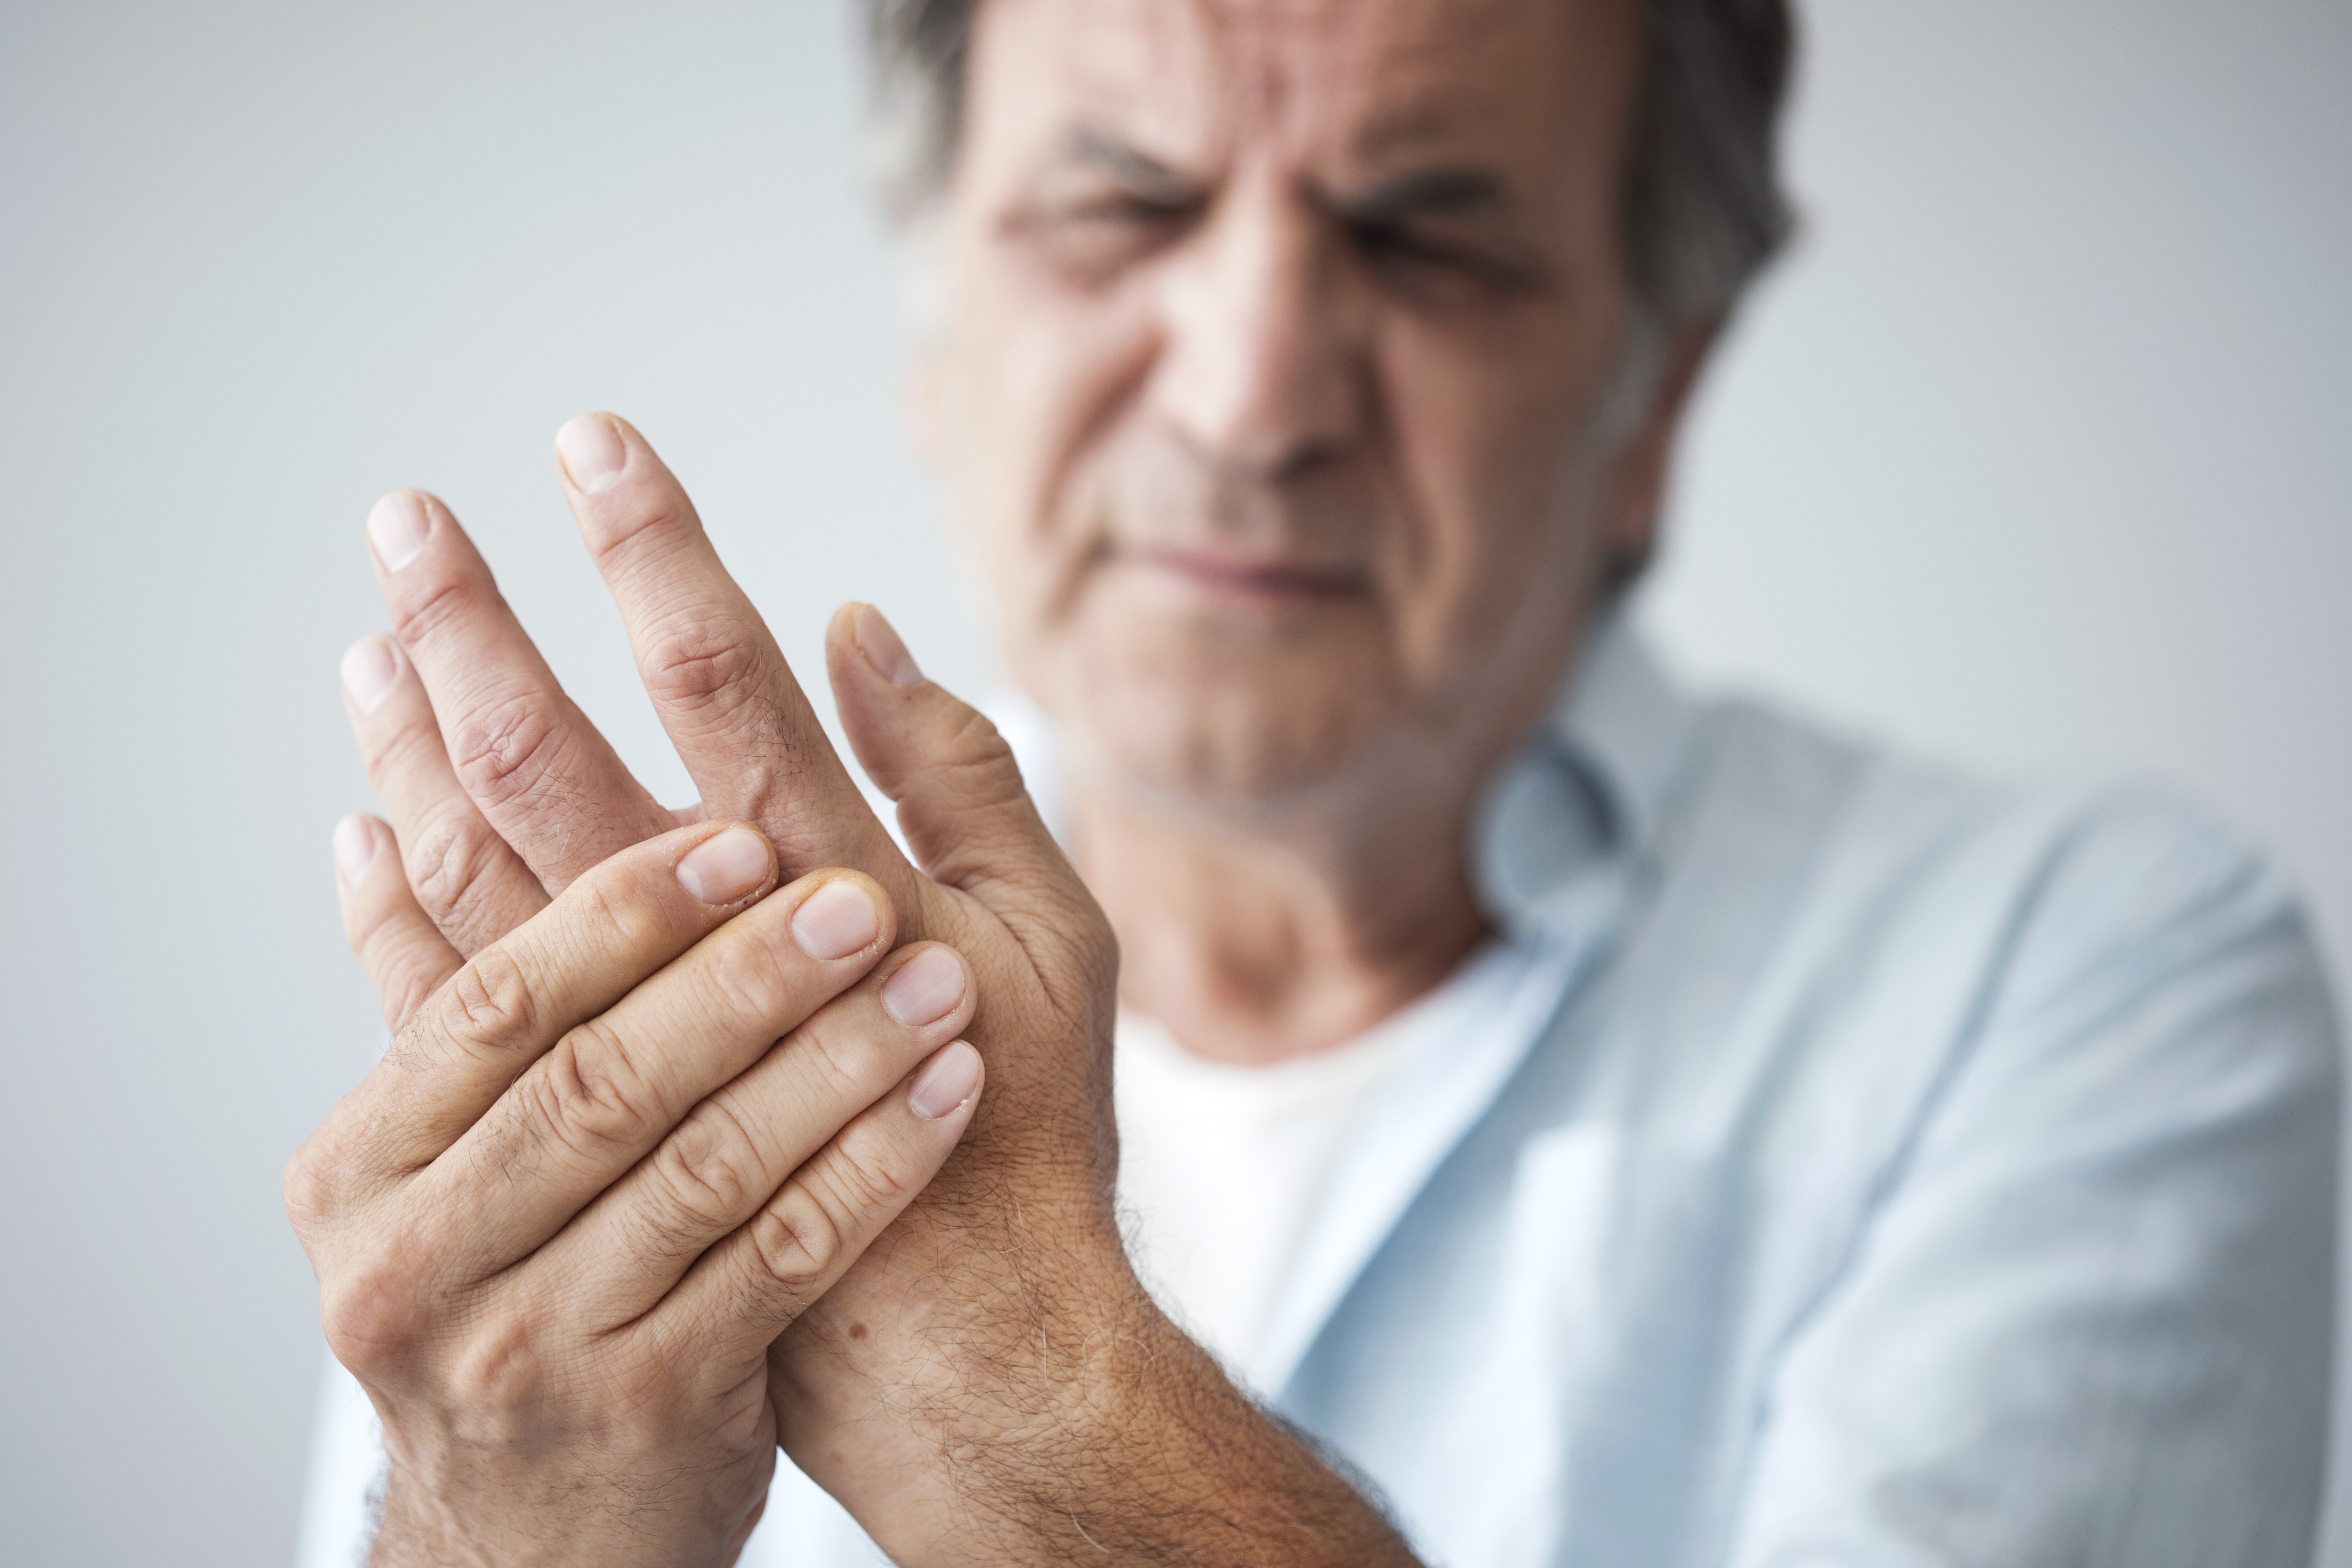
top-left (531, 940), bottom-right (977, 1324)
top-left (366, 488), bottom-right (674, 896)
top-left (341, 633), bottom-right (548, 958)
top-left (415, 869), bottom-right (905, 1274)
top-left (550, 414), bottom-right (915, 902)
top-left (327, 820), bottom-right (784, 1187)
top-left (827, 602), bottom-right (1103, 941)
top-left (646, 1038), bottom-right (982, 1372)
top-left (332, 814), bottom-right (463, 1032)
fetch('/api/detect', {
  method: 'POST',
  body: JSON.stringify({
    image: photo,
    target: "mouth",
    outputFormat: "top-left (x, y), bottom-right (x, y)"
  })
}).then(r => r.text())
top-left (1123, 545), bottom-right (1371, 602)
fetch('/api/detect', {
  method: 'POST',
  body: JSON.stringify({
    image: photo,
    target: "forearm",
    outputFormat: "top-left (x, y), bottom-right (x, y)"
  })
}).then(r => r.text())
top-left (781, 1203), bottom-right (1419, 1567)
top-left (963, 1308), bottom-right (1419, 1565)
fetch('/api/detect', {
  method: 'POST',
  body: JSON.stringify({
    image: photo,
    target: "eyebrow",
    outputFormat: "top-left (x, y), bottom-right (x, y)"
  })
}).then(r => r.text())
top-left (1023, 131), bottom-right (1545, 289)
top-left (1055, 126), bottom-right (1508, 217)
top-left (1057, 127), bottom-right (1197, 201)
top-left (1331, 167), bottom-right (1511, 224)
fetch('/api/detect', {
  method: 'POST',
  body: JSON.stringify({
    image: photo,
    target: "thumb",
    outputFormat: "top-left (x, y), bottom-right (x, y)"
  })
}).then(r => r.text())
top-left (824, 603), bottom-right (1071, 912)
top-left (827, 602), bottom-right (1121, 1117)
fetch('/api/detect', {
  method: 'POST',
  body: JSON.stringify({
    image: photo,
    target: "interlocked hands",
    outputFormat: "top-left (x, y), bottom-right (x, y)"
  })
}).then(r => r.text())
top-left (287, 413), bottom-right (1414, 1567)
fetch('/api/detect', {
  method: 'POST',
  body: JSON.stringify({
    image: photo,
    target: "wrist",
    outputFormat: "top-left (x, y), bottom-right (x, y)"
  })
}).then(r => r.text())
top-left (367, 1474), bottom-right (485, 1568)
top-left (772, 1198), bottom-right (1163, 1531)
top-left (367, 1453), bottom-right (761, 1568)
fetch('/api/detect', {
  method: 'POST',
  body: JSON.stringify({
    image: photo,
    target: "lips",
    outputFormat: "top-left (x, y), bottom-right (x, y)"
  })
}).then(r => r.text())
top-left (1124, 545), bottom-right (1370, 600)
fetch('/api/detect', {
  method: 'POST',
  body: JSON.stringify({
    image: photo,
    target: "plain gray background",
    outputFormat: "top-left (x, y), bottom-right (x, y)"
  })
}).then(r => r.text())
top-left (1, 2), bottom-right (2344, 1562)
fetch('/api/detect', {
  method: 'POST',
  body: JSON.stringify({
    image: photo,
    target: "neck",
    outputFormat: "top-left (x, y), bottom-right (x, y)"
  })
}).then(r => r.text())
top-left (1067, 763), bottom-right (1492, 1067)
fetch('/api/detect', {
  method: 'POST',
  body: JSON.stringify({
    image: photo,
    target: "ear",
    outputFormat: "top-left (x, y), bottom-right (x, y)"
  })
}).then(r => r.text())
top-left (1600, 318), bottom-right (1718, 582)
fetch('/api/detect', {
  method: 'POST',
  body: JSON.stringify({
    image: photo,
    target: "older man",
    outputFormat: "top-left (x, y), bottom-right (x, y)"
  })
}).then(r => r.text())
top-left (293, 1), bottom-right (2338, 1564)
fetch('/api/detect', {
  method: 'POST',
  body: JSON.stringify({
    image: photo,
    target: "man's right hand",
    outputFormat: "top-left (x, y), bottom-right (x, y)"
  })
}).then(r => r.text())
top-left (284, 818), bottom-right (984, 1567)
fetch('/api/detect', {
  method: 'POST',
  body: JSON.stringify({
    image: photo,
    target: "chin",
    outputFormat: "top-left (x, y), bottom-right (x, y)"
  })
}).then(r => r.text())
top-left (1063, 639), bottom-right (1396, 815)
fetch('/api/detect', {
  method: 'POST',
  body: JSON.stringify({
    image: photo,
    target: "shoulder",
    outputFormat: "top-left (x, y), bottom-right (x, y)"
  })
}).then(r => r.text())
top-left (1679, 692), bottom-right (2311, 969)
top-left (1643, 692), bottom-right (2337, 1104)
top-left (1674, 694), bottom-right (2339, 1118)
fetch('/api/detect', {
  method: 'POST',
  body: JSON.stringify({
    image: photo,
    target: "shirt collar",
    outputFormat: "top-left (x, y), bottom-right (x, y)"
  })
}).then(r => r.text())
top-left (1469, 612), bottom-right (1696, 943)
top-left (1558, 610), bottom-right (1696, 861)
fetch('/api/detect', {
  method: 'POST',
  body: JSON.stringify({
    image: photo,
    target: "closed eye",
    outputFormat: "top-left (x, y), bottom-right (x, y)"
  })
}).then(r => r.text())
top-left (1006, 188), bottom-right (1202, 284)
top-left (1066, 188), bottom-right (1204, 231)
top-left (1001, 129), bottom-right (1208, 283)
top-left (1346, 218), bottom-right (1550, 296)
top-left (1330, 167), bottom-right (1552, 300)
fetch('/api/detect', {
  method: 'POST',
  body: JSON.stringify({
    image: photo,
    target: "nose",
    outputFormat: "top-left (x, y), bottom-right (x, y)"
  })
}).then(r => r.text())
top-left (1150, 173), bottom-right (1365, 481)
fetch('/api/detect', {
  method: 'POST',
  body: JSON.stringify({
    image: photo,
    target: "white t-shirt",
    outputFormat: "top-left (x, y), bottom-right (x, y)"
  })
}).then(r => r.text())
top-left (1112, 1007), bottom-right (1411, 1371)
top-left (1113, 937), bottom-right (1544, 1376)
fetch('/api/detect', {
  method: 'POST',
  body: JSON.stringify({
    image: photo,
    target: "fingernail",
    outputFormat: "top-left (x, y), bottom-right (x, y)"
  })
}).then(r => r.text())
top-left (676, 827), bottom-right (770, 905)
top-left (855, 603), bottom-right (923, 687)
top-left (340, 635), bottom-right (400, 715)
top-left (333, 816), bottom-right (378, 884)
top-left (908, 1041), bottom-right (981, 1120)
top-left (366, 492), bottom-right (430, 572)
top-left (791, 878), bottom-right (881, 960)
top-left (882, 946), bottom-right (966, 1027)
top-left (555, 414), bottom-right (627, 494)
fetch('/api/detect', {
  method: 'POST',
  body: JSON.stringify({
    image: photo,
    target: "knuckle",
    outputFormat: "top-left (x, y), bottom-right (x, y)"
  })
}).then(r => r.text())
top-left (380, 967), bottom-right (441, 1033)
top-left (447, 688), bottom-right (565, 811)
top-left (438, 945), bottom-right (542, 1063)
top-left (570, 872), bottom-right (666, 956)
top-left (445, 1315), bottom-right (550, 1441)
top-left (750, 1189), bottom-right (844, 1295)
top-left (584, 491), bottom-right (692, 565)
top-left (355, 708), bottom-right (438, 786)
top-left (404, 809), bottom-right (515, 934)
top-left (940, 705), bottom-right (1015, 771)
top-left (281, 1138), bottom-right (341, 1232)
top-left (815, 1126), bottom-right (916, 1217)
top-left (935, 709), bottom-right (1027, 807)
top-left (653, 1097), bottom-right (769, 1230)
top-left (352, 926), bottom-right (444, 1032)
top-left (641, 615), bottom-right (763, 715)
top-left (790, 1009), bottom-right (900, 1105)
top-left (526, 1024), bottom-right (666, 1157)
top-left (385, 572), bottom-right (470, 651)
top-left (702, 926), bottom-right (797, 1029)
top-left (318, 1247), bottom-right (430, 1374)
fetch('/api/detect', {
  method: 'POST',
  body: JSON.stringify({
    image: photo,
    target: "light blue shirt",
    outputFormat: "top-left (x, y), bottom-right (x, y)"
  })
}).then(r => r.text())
top-left (301, 623), bottom-right (2339, 1567)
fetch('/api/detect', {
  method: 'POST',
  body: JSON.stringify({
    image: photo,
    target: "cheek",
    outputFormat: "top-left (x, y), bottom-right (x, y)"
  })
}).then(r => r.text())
top-left (1376, 317), bottom-right (1617, 686)
top-left (938, 246), bottom-right (1162, 670)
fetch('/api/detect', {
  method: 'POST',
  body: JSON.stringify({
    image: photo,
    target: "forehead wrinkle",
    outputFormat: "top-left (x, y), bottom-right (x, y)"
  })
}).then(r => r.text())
top-left (987, 0), bottom-right (1254, 175)
top-left (1184, 0), bottom-right (1321, 168)
top-left (982, 0), bottom-right (1635, 221)
top-left (1200, 0), bottom-right (1596, 181)
top-left (1178, 0), bottom-right (1524, 175)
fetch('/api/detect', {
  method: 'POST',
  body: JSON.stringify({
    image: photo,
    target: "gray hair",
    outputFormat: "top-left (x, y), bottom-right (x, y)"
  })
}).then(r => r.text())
top-left (858, 0), bottom-right (1794, 328)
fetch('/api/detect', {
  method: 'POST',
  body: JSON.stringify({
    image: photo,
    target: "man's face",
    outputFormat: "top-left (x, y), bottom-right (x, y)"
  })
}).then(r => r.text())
top-left (926, 0), bottom-right (1662, 813)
